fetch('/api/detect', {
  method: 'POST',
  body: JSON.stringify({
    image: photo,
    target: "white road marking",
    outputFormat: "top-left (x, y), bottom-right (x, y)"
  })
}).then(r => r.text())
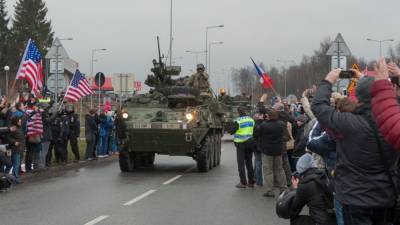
top-left (185, 166), bottom-right (196, 173)
top-left (162, 175), bottom-right (183, 185)
top-left (123, 189), bottom-right (157, 206)
top-left (84, 215), bottom-right (109, 225)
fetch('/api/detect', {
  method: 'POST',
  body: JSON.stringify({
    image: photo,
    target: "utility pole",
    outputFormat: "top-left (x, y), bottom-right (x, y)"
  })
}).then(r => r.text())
top-left (169, 0), bottom-right (173, 66)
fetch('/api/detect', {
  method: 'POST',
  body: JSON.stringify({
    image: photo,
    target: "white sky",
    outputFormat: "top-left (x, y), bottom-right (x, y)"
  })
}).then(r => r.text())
top-left (5, 0), bottom-right (400, 90)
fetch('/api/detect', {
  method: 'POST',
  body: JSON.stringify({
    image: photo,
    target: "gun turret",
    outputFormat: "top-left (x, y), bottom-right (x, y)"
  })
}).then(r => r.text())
top-left (145, 36), bottom-right (182, 89)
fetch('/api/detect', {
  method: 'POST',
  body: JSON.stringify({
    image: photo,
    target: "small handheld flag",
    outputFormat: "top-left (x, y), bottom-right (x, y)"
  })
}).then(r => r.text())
top-left (250, 58), bottom-right (273, 89)
top-left (64, 70), bottom-right (94, 102)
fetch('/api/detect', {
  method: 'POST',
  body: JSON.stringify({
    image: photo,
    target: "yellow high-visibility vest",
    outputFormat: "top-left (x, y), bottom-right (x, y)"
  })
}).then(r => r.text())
top-left (234, 116), bottom-right (255, 143)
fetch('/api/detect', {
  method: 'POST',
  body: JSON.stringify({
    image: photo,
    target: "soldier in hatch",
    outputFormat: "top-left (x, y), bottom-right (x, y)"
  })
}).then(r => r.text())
top-left (188, 64), bottom-right (210, 93)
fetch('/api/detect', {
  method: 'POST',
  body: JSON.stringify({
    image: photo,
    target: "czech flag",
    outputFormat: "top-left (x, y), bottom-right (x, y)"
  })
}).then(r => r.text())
top-left (251, 57), bottom-right (273, 89)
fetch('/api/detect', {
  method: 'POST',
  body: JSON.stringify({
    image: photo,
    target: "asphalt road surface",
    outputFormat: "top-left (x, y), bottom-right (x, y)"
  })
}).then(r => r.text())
top-left (0, 136), bottom-right (289, 225)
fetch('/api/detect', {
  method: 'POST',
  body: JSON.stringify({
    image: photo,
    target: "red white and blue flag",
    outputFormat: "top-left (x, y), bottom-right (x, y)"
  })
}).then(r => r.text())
top-left (16, 39), bottom-right (44, 96)
top-left (26, 108), bottom-right (43, 137)
top-left (64, 69), bottom-right (93, 102)
top-left (251, 57), bottom-right (273, 89)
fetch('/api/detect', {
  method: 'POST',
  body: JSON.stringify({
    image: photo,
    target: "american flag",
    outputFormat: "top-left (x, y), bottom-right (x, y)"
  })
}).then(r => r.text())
top-left (64, 70), bottom-right (93, 102)
top-left (26, 108), bottom-right (43, 137)
top-left (16, 39), bottom-right (44, 95)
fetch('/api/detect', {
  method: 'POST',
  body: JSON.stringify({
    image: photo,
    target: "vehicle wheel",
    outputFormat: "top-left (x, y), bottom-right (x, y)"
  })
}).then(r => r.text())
top-left (134, 153), bottom-right (143, 169)
top-left (216, 134), bottom-right (222, 166)
top-left (209, 136), bottom-right (215, 170)
top-left (197, 136), bottom-right (210, 172)
top-left (119, 150), bottom-right (134, 172)
top-left (213, 135), bottom-right (218, 167)
top-left (142, 153), bottom-right (155, 167)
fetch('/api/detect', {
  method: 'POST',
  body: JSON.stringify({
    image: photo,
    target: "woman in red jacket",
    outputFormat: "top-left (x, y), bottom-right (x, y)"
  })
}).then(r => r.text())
top-left (370, 58), bottom-right (400, 150)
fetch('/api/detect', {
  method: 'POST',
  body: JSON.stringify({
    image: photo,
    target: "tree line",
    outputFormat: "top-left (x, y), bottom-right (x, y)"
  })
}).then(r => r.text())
top-left (0, 0), bottom-right (53, 93)
top-left (232, 38), bottom-right (400, 100)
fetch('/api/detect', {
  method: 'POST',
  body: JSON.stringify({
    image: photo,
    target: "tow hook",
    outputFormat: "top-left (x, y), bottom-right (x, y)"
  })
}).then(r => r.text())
top-left (185, 132), bottom-right (193, 142)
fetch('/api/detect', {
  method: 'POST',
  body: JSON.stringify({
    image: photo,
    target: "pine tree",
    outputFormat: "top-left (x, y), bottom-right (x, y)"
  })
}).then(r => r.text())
top-left (0, 0), bottom-right (9, 67)
top-left (10, 0), bottom-right (54, 69)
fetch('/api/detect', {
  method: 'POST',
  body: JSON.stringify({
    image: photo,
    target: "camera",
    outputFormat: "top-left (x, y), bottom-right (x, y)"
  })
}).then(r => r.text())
top-left (339, 71), bottom-right (355, 79)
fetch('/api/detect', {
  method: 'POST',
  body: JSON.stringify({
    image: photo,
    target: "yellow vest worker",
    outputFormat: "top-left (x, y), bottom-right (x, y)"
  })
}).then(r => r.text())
top-left (233, 106), bottom-right (255, 188)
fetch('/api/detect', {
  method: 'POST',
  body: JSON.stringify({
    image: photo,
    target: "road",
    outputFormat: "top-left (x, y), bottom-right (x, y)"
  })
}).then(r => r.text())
top-left (0, 136), bottom-right (288, 225)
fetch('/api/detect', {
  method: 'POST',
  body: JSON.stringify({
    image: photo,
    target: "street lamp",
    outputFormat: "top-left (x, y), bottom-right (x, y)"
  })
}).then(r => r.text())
top-left (277, 59), bottom-right (295, 97)
top-left (54, 37), bottom-right (73, 103)
top-left (205, 24), bottom-right (224, 71)
top-left (366, 38), bottom-right (394, 57)
top-left (208, 41), bottom-right (223, 77)
top-left (3, 65), bottom-right (9, 97)
top-left (186, 50), bottom-right (206, 65)
top-left (90, 48), bottom-right (107, 108)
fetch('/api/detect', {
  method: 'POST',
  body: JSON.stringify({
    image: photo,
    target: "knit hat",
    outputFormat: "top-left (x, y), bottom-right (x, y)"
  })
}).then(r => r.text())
top-left (273, 102), bottom-right (284, 112)
top-left (296, 153), bottom-right (316, 174)
top-left (355, 76), bottom-right (374, 105)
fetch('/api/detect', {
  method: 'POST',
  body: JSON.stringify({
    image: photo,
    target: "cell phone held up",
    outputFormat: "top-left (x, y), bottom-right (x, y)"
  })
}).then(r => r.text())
top-left (339, 70), bottom-right (355, 79)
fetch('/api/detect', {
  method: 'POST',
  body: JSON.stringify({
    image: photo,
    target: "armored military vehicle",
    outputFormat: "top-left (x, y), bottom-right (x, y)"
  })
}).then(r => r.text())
top-left (117, 37), bottom-right (224, 172)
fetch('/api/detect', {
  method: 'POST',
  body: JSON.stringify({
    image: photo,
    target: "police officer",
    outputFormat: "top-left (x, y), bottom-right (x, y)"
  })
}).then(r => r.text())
top-left (65, 105), bottom-right (80, 161)
top-left (188, 64), bottom-right (210, 93)
top-left (53, 110), bottom-right (69, 164)
top-left (232, 106), bottom-right (255, 188)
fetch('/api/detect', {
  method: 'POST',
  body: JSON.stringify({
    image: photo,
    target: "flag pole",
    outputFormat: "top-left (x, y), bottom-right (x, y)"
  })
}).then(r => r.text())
top-left (58, 70), bottom-right (76, 111)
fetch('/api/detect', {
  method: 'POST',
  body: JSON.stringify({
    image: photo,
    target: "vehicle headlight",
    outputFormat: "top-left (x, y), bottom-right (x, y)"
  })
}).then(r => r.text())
top-left (185, 113), bottom-right (194, 121)
top-left (122, 112), bottom-right (129, 119)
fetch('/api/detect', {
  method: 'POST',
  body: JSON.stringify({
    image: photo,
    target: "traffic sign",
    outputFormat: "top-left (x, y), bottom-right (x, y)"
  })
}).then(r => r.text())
top-left (326, 33), bottom-right (352, 56)
top-left (95, 72), bottom-right (105, 87)
top-left (47, 74), bottom-right (67, 94)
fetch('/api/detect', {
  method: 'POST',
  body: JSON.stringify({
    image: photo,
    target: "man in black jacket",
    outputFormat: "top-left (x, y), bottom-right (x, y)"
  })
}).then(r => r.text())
top-left (66, 105), bottom-right (80, 161)
top-left (289, 153), bottom-right (336, 225)
top-left (311, 69), bottom-right (397, 225)
top-left (254, 108), bottom-right (286, 197)
top-left (85, 109), bottom-right (98, 160)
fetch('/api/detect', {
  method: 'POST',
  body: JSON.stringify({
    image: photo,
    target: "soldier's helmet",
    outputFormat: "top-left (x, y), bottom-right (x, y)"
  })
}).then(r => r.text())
top-left (196, 64), bottom-right (205, 71)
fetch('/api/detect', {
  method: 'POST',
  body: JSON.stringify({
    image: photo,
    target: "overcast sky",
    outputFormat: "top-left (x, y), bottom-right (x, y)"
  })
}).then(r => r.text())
top-left (5, 0), bottom-right (400, 90)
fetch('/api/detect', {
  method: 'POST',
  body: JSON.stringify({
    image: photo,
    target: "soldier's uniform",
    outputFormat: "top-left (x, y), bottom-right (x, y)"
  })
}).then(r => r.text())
top-left (188, 64), bottom-right (210, 93)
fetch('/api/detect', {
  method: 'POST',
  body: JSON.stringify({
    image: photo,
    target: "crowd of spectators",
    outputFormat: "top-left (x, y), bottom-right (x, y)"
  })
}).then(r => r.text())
top-left (0, 94), bottom-right (118, 190)
top-left (231, 58), bottom-right (400, 225)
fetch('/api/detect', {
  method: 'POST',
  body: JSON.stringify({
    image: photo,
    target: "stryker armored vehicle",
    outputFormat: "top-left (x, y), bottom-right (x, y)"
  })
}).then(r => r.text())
top-left (116, 37), bottom-right (224, 172)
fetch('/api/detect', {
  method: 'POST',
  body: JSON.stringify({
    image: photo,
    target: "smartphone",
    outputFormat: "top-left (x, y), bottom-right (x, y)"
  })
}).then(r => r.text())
top-left (390, 76), bottom-right (400, 87)
top-left (339, 71), bottom-right (355, 79)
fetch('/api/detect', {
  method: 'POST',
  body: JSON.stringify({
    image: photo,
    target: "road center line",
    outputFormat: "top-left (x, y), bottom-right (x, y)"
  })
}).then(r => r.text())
top-left (123, 189), bottom-right (157, 206)
top-left (84, 215), bottom-right (109, 225)
top-left (162, 175), bottom-right (183, 185)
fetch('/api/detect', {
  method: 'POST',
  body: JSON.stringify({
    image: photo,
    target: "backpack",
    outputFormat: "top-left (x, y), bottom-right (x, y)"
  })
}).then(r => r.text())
top-left (0, 174), bottom-right (11, 191)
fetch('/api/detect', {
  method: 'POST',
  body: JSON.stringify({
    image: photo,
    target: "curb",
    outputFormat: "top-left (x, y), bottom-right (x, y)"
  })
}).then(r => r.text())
top-left (21, 155), bottom-right (118, 183)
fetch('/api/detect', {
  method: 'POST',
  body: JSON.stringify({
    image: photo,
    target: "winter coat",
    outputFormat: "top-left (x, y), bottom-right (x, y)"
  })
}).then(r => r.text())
top-left (311, 80), bottom-right (397, 208)
top-left (253, 119), bottom-right (285, 156)
top-left (370, 79), bottom-right (400, 150)
top-left (293, 125), bottom-right (307, 157)
top-left (41, 112), bottom-right (54, 142)
top-left (66, 113), bottom-right (80, 138)
top-left (306, 121), bottom-right (336, 174)
top-left (8, 126), bottom-right (25, 155)
top-left (290, 168), bottom-right (336, 225)
top-left (85, 114), bottom-right (98, 140)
